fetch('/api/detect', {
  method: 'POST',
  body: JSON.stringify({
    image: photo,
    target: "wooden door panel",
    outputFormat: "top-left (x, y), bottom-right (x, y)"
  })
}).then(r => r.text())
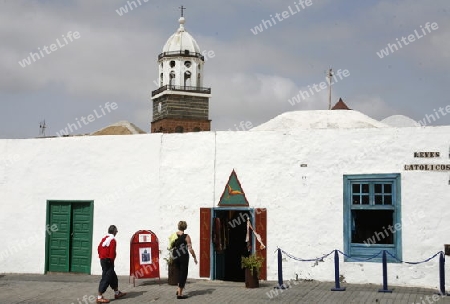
top-left (48, 203), bottom-right (71, 272)
top-left (70, 203), bottom-right (92, 273)
top-left (255, 208), bottom-right (267, 280)
top-left (199, 208), bottom-right (211, 277)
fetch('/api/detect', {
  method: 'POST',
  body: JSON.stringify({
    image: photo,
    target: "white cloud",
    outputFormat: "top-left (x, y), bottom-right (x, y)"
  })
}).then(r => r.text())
top-left (349, 95), bottom-right (396, 120)
top-left (361, 0), bottom-right (450, 68)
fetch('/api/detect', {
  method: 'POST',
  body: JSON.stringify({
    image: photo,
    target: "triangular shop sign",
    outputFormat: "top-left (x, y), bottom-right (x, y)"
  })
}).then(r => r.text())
top-left (218, 170), bottom-right (249, 207)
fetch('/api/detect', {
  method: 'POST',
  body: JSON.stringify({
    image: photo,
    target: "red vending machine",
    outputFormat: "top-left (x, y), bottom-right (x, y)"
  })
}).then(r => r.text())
top-left (129, 230), bottom-right (160, 286)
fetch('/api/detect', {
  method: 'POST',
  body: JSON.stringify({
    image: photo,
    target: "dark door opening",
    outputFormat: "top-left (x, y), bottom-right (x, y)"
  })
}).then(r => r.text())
top-left (213, 209), bottom-right (251, 282)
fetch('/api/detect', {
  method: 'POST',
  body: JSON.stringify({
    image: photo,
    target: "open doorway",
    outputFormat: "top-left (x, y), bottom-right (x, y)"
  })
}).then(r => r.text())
top-left (213, 209), bottom-right (251, 282)
top-left (199, 207), bottom-right (267, 280)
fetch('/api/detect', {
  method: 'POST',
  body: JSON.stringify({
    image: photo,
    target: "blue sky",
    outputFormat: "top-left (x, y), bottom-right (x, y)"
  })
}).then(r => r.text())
top-left (0, 0), bottom-right (449, 138)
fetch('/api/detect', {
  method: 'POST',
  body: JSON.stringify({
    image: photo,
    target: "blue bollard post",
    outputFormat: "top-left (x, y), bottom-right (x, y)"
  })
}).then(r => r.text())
top-left (378, 250), bottom-right (392, 293)
top-left (274, 248), bottom-right (287, 289)
top-left (438, 252), bottom-right (449, 296)
top-left (331, 250), bottom-right (346, 291)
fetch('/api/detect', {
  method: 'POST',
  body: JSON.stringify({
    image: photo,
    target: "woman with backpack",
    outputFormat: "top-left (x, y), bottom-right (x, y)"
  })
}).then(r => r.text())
top-left (172, 221), bottom-right (198, 299)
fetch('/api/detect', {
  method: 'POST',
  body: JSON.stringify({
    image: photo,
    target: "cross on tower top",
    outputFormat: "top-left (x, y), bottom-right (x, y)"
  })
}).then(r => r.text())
top-left (179, 5), bottom-right (186, 17)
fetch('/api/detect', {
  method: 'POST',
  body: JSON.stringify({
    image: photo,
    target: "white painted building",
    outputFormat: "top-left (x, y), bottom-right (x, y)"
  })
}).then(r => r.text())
top-left (0, 13), bottom-right (449, 291)
top-left (0, 114), bottom-right (449, 289)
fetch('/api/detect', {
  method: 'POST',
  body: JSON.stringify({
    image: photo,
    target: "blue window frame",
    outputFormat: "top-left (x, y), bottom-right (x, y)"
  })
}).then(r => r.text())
top-left (343, 174), bottom-right (401, 262)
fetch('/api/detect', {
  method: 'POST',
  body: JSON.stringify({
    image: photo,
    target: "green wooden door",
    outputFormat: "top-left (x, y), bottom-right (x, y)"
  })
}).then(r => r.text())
top-left (48, 203), bottom-right (71, 272)
top-left (70, 203), bottom-right (93, 273)
top-left (47, 201), bottom-right (93, 274)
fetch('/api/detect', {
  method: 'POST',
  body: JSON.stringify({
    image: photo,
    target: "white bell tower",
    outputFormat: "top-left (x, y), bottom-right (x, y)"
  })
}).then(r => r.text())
top-left (158, 16), bottom-right (204, 88)
top-left (151, 6), bottom-right (211, 134)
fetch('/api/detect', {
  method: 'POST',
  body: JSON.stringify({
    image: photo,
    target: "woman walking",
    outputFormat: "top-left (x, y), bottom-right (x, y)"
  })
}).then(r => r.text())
top-left (172, 221), bottom-right (197, 299)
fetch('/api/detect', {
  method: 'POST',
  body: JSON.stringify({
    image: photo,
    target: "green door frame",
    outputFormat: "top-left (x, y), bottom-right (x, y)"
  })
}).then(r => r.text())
top-left (45, 200), bottom-right (94, 274)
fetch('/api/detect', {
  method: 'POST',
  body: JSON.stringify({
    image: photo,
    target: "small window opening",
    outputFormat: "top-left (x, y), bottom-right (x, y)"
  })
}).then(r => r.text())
top-left (169, 71), bottom-right (175, 87)
top-left (351, 210), bottom-right (394, 244)
top-left (184, 71), bottom-right (191, 87)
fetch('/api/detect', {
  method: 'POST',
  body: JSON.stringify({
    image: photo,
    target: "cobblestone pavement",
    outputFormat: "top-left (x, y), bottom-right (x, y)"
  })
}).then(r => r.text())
top-left (0, 274), bottom-right (449, 304)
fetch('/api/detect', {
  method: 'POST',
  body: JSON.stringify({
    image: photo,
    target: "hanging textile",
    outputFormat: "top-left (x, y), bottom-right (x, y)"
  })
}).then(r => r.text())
top-left (223, 217), bottom-right (228, 250)
top-left (212, 217), bottom-right (223, 253)
top-left (246, 218), bottom-right (266, 250)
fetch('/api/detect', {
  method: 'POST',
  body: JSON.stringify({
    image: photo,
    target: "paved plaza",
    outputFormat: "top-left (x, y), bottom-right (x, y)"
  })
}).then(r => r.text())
top-left (0, 274), bottom-right (449, 304)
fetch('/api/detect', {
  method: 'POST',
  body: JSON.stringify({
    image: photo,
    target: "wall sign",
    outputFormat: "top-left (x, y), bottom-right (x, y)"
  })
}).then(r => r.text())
top-left (405, 151), bottom-right (450, 170)
top-left (414, 152), bottom-right (440, 158)
top-left (404, 164), bottom-right (450, 171)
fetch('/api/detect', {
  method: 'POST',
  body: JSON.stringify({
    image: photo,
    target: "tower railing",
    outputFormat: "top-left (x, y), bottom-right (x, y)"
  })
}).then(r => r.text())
top-left (151, 85), bottom-right (211, 97)
top-left (158, 50), bottom-right (205, 60)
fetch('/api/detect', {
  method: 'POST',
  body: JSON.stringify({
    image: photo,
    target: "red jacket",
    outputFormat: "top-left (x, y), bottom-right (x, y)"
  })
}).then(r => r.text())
top-left (98, 235), bottom-right (117, 261)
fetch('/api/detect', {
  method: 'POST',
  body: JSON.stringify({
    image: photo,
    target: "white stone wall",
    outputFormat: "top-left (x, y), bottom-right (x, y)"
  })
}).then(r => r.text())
top-left (0, 126), bottom-right (449, 289)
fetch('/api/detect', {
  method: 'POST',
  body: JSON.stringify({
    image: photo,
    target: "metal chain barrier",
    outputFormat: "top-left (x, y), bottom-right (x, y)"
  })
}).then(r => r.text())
top-left (279, 248), bottom-right (334, 262)
top-left (274, 248), bottom-right (448, 296)
top-left (385, 250), bottom-right (443, 264)
top-left (336, 249), bottom-right (383, 262)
